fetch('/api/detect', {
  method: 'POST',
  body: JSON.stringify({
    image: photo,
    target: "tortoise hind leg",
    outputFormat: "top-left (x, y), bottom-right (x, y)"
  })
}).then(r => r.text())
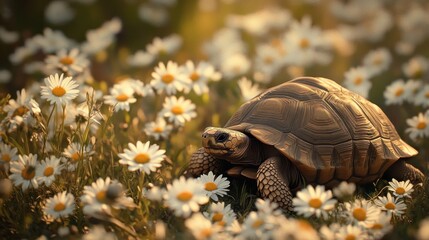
top-left (184, 147), bottom-right (229, 177)
top-left (256, 157), bottom-right (293, 212)
top-left (383, 159), bottom-right (425, 184)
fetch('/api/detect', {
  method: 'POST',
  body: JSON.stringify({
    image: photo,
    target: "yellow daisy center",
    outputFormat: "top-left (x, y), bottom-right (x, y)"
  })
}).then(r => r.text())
top-left (264, 56), bottom-right (274, 64)
top-left (190, 72), bottom-right (200, 82)
top-left (252, 219), bottom-right (264, 229)
top-left (212, 212), bottom-right (224, 222)
top-left (134, 153), bottom-right (150, 164)
top-left (425, 92), bottom-right (429, 99)
top-left (116, 94), bottom-right (129, 102)
top-left (204, 182), bottom-right (218, 191)
top-left (297, 220), bottom-right (314, 231)
top-left (71, 152), bottom-right (81, 162)
top-left (21, 166), bottom-right (36, 180)
top-left (171, 105), bottom-right (184, 115)
top-left (417, 121), bottom-right (427, 130)
top-left (154, 127), bottom-right (164, 133)
top-left (162, 74), bottom-right (174, 84)
top-left (395, 187), bottom-right (406, 195)
top-left (60, 56), bottom-right (75, 65)
top-left (177, 191), bottom-right (193, 202)
top-left (52, 86), bottom-right (66, 97)
top-left (53, 202), bottom-right (66, 212)
top-left (371, 223), bottom-right (383, 230)
top-left (354, 76), bottom-right (363, 85)
top-left (96, 190), bottom-right (107, 203)
top-left (300, 38), bottom-right (310, 49)
top-left (1, 154), bottom-right (11, 162)
top-left (345, 234), bottom-right (356, 240)
top-left (200, 228), bottom-right (212, 238)
top-left (44, 166), bottom-right (54, 177)
top-left (373, 56), bottom-right (382, 66)
top-left (394, 88), bottom-right (404, 97)
top-left (385, 202), bottom-right (396, 210)
top-left (352, 207), bottom-right (367, 221)
top-left (309, 198), bottom-right (323, 209)
top-left (13, 106), bottom-right (29, 117)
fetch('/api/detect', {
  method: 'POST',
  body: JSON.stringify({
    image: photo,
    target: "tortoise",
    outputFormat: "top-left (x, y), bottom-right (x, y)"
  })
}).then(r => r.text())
top-left (185, 76), bottom-right (424, 211)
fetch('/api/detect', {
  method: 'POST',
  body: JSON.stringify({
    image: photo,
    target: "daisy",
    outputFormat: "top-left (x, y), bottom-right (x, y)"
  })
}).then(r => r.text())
top-left (45, 48), bottom-right (89, 75)
top-left (160, 96), bottom-right (197, 126)
top-left (0, 143), bottom-right (18, 171)
top-left (345, 199), bottom-right (380, 228)
top-left (204, 202), bottom-right (236, 227)
top-left (0, 69), bottom-right (11, 83)
top-left (220, 53), bottom-right (251, 80)
top-left (117, 78), bottom-right (154, 97)
top-left (81, 177), bottom-right (134, 216)
top-left (255, 198), bottom-right (282, 217)
top-left (9, 154), bottom-right (39, 191)
top-left (36, 155), bottom-right (64, 187)
top-left (103, 85), bottom-right (137, 112)
top-left (362, 48), bottom-right (392, 75)
top-left (238, 77), bottom-right (263, 101)
top-left (150, 61), bottom-right (191, 95)
top-left (405, 79), bottom-right (423, 103)
top-left (62, 142), bottom-right (94, 171)
top-left (384, 79), bottom-right (409, 105)
top-left (2, 89), bottom-right (41, 132)
top-left (127, 50), bottom-right (154, 67)
top-left (146, 34), bottom-right (182, 58)
top-left (254, 43), bottom-right (284, 79)
top-left (185, 213), bottom-right (223, 240)
top-left (387, 179), bottom-right (414, 198)
top-left (336, 224), bottom-right (367, 240)
top-left (144, 118), bottom-right (173, 140)
top-left (43, 191), bottom-right (75, 219)
top-left (82, 225), bottom-right (117, 240)
top-left (343, 66), bottom-right (372, 98)
top-left (163, 176), bottom-right (209, 217)
top-left (138, 4), bottom-right (169, 27)
top-left (44, 1), bottom-right (74, 25)
top-left (374, 192), bottom-right (407, 216)
top-left (414, 85), bottom-right (429, 107)
top-left (417, 218), bottom-right (429, 240)
top-left (238, 211), bottom-right (272, 239)
top-left (41, 73), bottom-right (80, 107)
top-left (271, 217), bottom-right (320, 240)
top-left (0, 27), bottom-right (19, 44)
top-left (402, 56), bottom-right (428, 79)
top-left (405, 112), bottom-right (429, 141)
top-left (292, 185), bottom-right (337, 219)
top-left (118, 141), bottom-right (165, 174)
top-left (368, 212), bottom-right (393, 239)
top-left (332, 181), bottom-right (356, 200)
top-left (197, 171), bottom-right (230, 201)
top-left (143, 185), bottom-right (165, 202)
top-left (181, 60), bottom-right (222, 95)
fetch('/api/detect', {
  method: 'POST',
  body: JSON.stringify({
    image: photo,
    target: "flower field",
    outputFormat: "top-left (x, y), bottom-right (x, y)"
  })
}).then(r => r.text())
top-left (1, 0), bottom-right (429, 239)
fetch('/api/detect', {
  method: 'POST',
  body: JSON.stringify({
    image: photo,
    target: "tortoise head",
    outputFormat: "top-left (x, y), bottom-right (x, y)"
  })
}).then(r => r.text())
top-left (202, 127), bottom-right (250, 160)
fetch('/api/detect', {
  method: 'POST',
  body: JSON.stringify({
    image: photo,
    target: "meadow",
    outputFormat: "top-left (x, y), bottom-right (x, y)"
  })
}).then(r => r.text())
top-left (1, 0), bottom-right (429, 239)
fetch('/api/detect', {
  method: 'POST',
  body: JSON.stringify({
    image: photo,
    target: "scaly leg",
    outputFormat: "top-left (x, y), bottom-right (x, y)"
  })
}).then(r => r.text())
top-left (383, 159), bottom-right (425, 184)
top-left (256, 157), bottom-right (293, 212)
top-left (184, 147), bottom-right (229, 177)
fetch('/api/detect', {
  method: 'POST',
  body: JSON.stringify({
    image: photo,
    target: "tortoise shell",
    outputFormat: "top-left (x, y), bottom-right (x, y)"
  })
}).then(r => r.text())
top-left (225, 77), bottom-right (418, 187)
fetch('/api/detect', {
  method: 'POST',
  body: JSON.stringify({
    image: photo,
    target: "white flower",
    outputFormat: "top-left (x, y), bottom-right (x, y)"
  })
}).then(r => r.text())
top-left (82, 226), bottom-right (117, 240)
top-left (146, 34), bottom-right (182, 58)
top-left (62, 142), bottom-right (94, 171)
top-left (81, 177), bottom-right (134, 216)
top-left (103, 85), bottom-right (137, 112)
top-left (138, 4), bottom-right (169, 26)
top-left (220, 53), bottom-right (251, 79)
top-left (405, 79), bottom-right (423, 103)
top-left (271, 217), bottom-right (320, 240)
top-left (144, 118), bottom-right (173, 140)
top-left (0, 143), bottom-right (18, 171)
top-left (238, 211), bottom-right (272, 239)
top-left (0, 27), bottom-right (19, 44)
top-left (118, 141), bottom-right (165, 174)
top-left (292, 185), bottom-right (337, 219)
top-left (204, 202), bottom-right (236, 227)
top-left (255, 198), bottom-right (282, 218)
top-left (185, 213), bottom-right (223, 240)
top-left (345, 199), bottom-right (381, 228)
top-left (384, 79), bottom-right (409, 105)
top-left (387, 179), bottom-right (414, 198)
top-left (343, 66), bottom-right (372, 98)
top-left (9, 154), bottom-right (39, 191)
top-left (44, 1), bottom-right (74, 25)
top-left (164, 177), bottom-right (209, 217)
top-left (335, 224), bottom-right (367, 240)
top-left (0, 69), bottom-right (11, 83)
top-left (43, 191), bottom-right (75, 219)
top-left (150, 61), bottom-right (191, 95)
top-left (143, 185), bottom-right (165, 202)
top-left (238, 77), bottom-right (262, 101)
top-left (414, 85), bottom-right (429, 107)
top-left (403, 56), bottom-right (428, 79)
top-left (36, 155), bottom-right (64, 187)
top-left (405, 112), bottom-right (429, 141)
top-left (116, 78), bottom-right (154, 97)
top-left (45, 48), bottom-right (89, 75)
top-left (198, 171), bottom-right (230, 201)
top-left (362, 48), bottom-right (391, 75)
top-left (332, 181), bottom-right (356, 200)
top-left (81, 18), bottom-right (122, 55)
top-left (254, 43), bottom-right (284, 79)
top-left (160, 96), bottom-right (197, 126)
top-left (417, 218), bottom-right (429, 240)
top-left (41, 73), bottom-right (80, 107)
top-left (374, 193), bottom-right (407, 216)
top-left (368, 212), bottom-right (393, 239)
top-left (181, 60), bottom-right (221, 95)
top-left (2, 89), bottom-right (41, 132)
top-left (127, 50), bottom-right (154, 67)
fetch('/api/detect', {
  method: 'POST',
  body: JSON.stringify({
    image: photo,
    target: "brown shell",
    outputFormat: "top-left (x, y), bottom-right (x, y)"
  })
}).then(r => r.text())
top-left (225, 77), bottom-right (418, 186)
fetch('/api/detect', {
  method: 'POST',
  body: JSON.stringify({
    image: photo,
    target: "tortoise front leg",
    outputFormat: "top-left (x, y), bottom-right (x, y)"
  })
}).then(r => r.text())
top-left (184, 147), bottom-right (229, 177)
top-left (256, 157), bottom-right (293, 212)
top-left (383, 159), bottom-right (425, 184)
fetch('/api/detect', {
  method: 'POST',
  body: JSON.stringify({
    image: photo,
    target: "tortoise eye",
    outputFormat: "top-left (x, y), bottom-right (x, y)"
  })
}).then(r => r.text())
top-left (216, 133), bottom-right (229, 143)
